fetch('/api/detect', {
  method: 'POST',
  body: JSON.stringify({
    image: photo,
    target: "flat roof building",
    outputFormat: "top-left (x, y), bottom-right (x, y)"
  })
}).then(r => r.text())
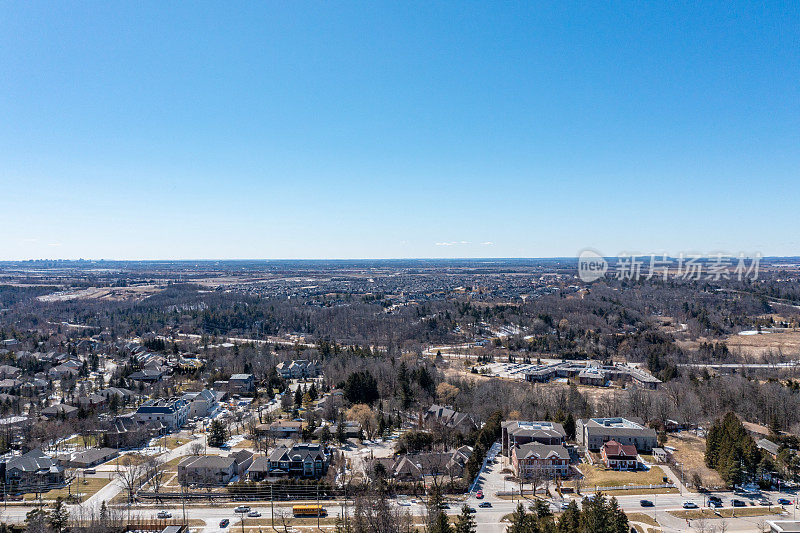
top-left (577, 417), bottom-right (657, 452)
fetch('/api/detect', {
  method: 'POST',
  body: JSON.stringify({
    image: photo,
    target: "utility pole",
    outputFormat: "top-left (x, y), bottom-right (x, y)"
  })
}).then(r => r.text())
top-left (181, 484), bottom-right (187, 525)
top-left (271, 484), bottom-right (275, 532)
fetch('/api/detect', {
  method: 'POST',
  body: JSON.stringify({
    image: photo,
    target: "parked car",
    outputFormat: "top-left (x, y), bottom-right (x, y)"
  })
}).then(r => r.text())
top-left (157, 511), bottom-right (172, 519)
top-left (682, 501), bottom-right (698, 509)
top-left (778, 498), bottom-right (793, 505)
top-left (476, 490), bottom-right (484, 499)
top-left (709, 500), bottom-right (722, 508)
top-left (247, 510), bottom-right (262, 517)
top-left (640, 500), bottom-right (654, 507)
top-left (758, 498), bottom-right (771, 506)
top-left (219, 519), bottom-right (230, 527)
top-left (235, 505), bottom-right (250, 513)
top-left (84, 469), bottom-right (96, 475)
top-left (732, 499), bottom-right (746, 507)
top-left (398, 501), bottom-right (411, 507)
top-left (479, 502), bottom-right (492, 508)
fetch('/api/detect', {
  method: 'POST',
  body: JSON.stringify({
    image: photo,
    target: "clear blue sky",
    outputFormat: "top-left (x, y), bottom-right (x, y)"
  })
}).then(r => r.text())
top-left (1, 2), bottom-right (798, 260)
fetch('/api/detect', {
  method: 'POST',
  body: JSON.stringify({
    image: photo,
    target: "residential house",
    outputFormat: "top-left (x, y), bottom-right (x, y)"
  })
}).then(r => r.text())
top-left (65, 447), bottom-right (119, 468)
top-left (2, 449), bottom-right (65, 492)
top-left (177, 455), bottom-right (237, 486)
top-left (424, 404), bottom-right (477, 434)
top-left (267, 443), bottom-right (330, 479)
top-left (102, 415), bottom-right (155, 449)
top-left (48, 360), bottom-right (82, 380)
top-left (371, 446), bottom-right (473, 482)
top-left (0, 365), bottom-right (21, 379)
top-left (98, 387), bottom-right (135, 403)
top-left (0, 379), bottom-right (23, 393)
top-left (128, 368), bottom-right (165, 384)
top-left (276, 360), bottom-right (320, 380)
top-left (42, 403), bottom-right (79, 420)
top-left (257, 420), bottom-right (302, 440)
top-left (232, 449), bottom-right (254, 477)
top-left (246, 456), bottom-right (270, 481)
top-left (313, 421), bottom-right (361, 440)
top-left (228, 374), bottom-right (254, 394)
top-left (601, 440), bottom-right (638, 470)
top-left (23, 378), bottom-right (48, 394)
top-left (75, 393), bottom-right (107, 410)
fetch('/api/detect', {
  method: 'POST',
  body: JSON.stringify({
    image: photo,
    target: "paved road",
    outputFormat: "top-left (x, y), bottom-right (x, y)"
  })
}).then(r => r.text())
top-left (4, 488), bottom-right (797, 533)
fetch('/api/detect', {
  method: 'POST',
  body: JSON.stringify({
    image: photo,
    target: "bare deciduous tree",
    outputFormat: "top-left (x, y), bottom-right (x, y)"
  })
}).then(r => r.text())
top-left (114, 453), bottom-right (147, 505)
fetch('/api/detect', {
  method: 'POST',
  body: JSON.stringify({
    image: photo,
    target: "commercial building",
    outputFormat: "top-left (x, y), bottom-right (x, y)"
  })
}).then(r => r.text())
top-left (523, 361), bottom-right (661, 389)
top-left (134, 398), bottom-right (189, 431)
top-left (577, 417), bottom-right (657, 452)
top-left (501, 421), bottom-right (566, 455)
top-left (511, 443), bottom-right (570, 479)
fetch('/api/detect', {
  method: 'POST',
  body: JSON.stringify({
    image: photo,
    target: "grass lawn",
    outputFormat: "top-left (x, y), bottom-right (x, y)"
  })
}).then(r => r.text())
top-left (575, 463), bottom-right (668, 488)
top-left (667, 507), bottom-right (780, 519)
top-left (61, 435), bottom-right (98, 448)
top-left (632, 527), bottom-right (662, 533)
top-left (164, 456), bottom-right (186, 468)
top-left (23, 477), bottom-right (111, 503)
top-left (665, 432), bottom-right (725, 490)
top-left (110, 453), bottom-right (149, 467)
top-left (149, 436), bottom-right (189, 450)
top-left (625, 512), bottom-right (660, 527)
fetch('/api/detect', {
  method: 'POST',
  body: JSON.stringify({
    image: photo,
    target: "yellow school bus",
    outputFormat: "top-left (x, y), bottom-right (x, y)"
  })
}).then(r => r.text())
top-left (292, 504), bottom-right (327, 517)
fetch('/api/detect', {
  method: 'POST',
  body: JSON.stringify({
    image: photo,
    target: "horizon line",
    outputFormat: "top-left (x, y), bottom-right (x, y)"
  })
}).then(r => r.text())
top-left (0, 255), bottom-right (792, 263)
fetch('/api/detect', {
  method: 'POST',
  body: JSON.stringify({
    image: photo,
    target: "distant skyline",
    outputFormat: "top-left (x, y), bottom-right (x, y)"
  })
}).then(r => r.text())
top-left (1, 2), bottom-right (798, 260)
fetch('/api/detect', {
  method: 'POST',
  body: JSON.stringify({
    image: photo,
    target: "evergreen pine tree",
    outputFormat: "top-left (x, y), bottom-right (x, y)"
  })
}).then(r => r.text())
top-left (454, 504), bottom-right (477, 533)
top-left (556, 501), bottom-right (580, 532)
top-left (49, 497), bottom-right (70, 533)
